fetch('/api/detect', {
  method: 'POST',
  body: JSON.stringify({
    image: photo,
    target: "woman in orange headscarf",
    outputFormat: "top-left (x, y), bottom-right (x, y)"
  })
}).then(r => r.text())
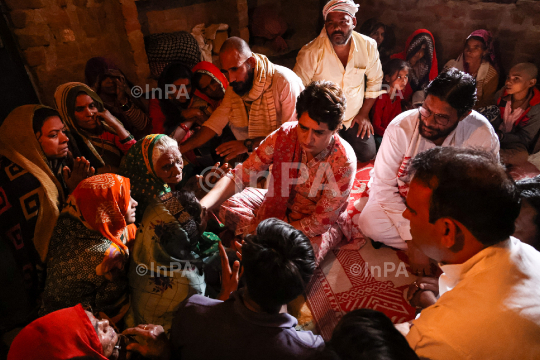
top-left (40, 174), bottom-right (138, 322)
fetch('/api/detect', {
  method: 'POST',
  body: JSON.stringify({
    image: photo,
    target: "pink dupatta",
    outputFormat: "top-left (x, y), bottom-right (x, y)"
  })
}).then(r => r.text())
top-left (253, 125), bottom-right (302, 226)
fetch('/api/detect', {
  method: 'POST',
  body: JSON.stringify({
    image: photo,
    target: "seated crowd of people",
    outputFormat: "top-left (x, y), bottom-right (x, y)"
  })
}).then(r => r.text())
top-left (1, 0), bottom-right (540, 359)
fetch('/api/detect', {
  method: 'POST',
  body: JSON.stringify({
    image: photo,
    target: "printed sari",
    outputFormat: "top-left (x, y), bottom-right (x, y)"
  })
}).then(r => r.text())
top-left (128, 191), bottom-right (213, 331)
top-left (41, 174), bottom-right (136, 321)
top-left (0, 105), bottom-right (66, 329)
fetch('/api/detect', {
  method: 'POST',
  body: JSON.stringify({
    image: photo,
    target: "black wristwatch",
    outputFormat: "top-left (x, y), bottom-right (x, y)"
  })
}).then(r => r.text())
top-left (244, 139), bottom-right (254, 152)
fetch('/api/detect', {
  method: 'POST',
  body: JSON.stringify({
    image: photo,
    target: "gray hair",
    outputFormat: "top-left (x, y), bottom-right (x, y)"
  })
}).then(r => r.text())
top-left (152, 135), bottom-right (179, 169)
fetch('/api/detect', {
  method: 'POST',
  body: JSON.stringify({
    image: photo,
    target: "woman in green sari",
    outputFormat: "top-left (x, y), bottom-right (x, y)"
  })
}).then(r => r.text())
top-left (118, 134), bottom-right (181, 223)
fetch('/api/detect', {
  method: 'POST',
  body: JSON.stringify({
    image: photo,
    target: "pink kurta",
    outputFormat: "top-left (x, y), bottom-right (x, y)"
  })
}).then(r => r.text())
top-left (219, 121), bottom-right (358, 263)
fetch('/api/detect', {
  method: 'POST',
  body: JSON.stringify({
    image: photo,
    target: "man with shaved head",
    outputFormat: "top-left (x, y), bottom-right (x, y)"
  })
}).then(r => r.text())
top-left (294, 0), bottom-right (384, 162)
top-left (493, 62), bottom-right (540, 166)
top-left (180, 37), bottom-right (304, 162)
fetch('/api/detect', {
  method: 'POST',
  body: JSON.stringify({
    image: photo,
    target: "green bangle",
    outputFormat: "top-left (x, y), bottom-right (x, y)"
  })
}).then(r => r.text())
top-left (120, 134), bottom-right (134, 144)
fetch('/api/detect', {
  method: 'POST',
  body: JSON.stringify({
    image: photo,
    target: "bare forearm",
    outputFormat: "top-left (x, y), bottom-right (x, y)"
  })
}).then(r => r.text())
top-left (110, 122), bottom-right (131, 140)
top-left (170, 120), bottom-right (195, 143)
top-left (200, 176), bottom-right (236, 212)
top-left (180, 126), bottom-right (217, 153)
top-left (358, 98), bottom-right (377, 117)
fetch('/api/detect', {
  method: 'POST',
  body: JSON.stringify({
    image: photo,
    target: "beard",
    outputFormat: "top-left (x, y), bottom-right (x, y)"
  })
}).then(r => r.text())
top-left (328, 27), bottom-right (353, 46)
top-left (419, 118), bottom-right (459, 143)
top-left (230, 66), bottom-right (255, 96)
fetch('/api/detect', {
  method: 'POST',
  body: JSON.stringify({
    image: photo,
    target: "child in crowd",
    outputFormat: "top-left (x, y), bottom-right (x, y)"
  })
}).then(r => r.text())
top-left (313, 309), bottom-right (420, 360)
top-left (371, 59), bottom-right (410, 149)
top-left (494, 62), bottom-right (540, 166)
top-left (515, 176), bottom-right (540, 251)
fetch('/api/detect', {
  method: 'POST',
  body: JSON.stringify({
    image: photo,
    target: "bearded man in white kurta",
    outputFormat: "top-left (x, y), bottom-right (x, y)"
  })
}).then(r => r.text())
top-left (358, 68), bottom-right (499, 274)
top-left (294, 0), bottom-right (384, 162)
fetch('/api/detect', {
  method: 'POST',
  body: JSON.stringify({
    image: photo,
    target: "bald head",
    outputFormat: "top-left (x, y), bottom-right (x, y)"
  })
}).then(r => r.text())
top-left (219, 37), bottom-right (252, 59)
top-left (512, 62), bottom-right (538, 81)
top-left (219, 37), bottom-right (256, 96)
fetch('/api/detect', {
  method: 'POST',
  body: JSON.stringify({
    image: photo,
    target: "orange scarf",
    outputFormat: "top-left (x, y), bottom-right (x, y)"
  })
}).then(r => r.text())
top-left (63, 174), bottom-right (136, 278)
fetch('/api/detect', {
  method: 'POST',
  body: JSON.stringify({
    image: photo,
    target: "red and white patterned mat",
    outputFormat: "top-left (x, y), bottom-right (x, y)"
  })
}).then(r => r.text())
top-left (306, 161), bottom-right (417, 340)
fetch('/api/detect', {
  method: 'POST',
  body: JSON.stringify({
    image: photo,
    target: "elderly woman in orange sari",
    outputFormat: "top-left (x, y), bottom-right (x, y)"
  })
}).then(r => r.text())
top-left (40, 174), bottom-right (138, 322)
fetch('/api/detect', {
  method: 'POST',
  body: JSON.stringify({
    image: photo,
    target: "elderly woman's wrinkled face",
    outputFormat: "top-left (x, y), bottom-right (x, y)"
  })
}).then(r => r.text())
top-left (74, 94), bottom-right (99, 130)
top-left (370, 26), bottom-right (385, 47)
top-left (197, 73), bottom-right (224, 101)
top-left (36, 116), bottom-right (70, 159)
top-left (85, 311), bottom-right (118, 359)
top-left (463, 38), bottom-right (486, 64)
top-left (155, 147), bottom-right (183, 185)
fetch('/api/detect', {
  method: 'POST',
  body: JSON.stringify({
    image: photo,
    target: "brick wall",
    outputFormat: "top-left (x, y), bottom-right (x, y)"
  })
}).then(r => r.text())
top-left (3, 0), bottom-right (539, 107)
top-left (355, 0), bottom-right (540, 76)
top-left (2, 0), bottom-right (150, 106)
top-left (137, 0), bottom-right (249, 41)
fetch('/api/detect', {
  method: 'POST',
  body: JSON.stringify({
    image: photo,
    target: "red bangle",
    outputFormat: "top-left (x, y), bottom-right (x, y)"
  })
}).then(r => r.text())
top-left (179, 123), bottom-right (190, 133)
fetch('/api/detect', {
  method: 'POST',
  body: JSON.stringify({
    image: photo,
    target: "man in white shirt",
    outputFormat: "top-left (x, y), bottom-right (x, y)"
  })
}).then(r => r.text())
top-left (398, 147), bottom-right (540, 360)
top-left (293, 0), bottom-right (384, 162)
top-left (358, 68), bottom-right (500, 274)
top-left (180, 37), bottom-right (304, 162)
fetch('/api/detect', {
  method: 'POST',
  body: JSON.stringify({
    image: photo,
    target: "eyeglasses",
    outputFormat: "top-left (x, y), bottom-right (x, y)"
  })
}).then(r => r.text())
top-left (418, 106), bottom-right (451, 126)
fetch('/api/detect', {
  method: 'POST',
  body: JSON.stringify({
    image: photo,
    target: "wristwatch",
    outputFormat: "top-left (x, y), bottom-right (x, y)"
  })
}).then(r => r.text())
top-left (244, 138), bottom-right (254, 152)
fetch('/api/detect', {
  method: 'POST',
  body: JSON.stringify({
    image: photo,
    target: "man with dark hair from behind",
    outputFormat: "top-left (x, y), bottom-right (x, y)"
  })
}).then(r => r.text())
top-left (358, 68), bottom-right (500, 275)
top-left (312, 309), bottom-right (419, 360)
top-left (398, 147), bottom-right (540, 360)
top-left (123, 218), bottom-right (324, 360)
top-left (514, 175), bottom-right (540, 251)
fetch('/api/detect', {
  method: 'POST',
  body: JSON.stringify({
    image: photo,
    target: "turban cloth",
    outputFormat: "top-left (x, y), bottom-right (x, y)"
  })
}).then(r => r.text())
top-left (323, 0), bottom-right (360, 20)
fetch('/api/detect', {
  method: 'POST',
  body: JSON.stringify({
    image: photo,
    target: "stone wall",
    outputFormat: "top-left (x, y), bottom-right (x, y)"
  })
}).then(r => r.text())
top-left (3, 0), bottom-right (539, 107)
top-left (356, 0), bottom-right (540, 75)
top-left (2, 0), bottom-right (150, 106)
top-left (137, 0), bottom-right (249, 41)
top-left (247, 0), bottom-right (324, 53)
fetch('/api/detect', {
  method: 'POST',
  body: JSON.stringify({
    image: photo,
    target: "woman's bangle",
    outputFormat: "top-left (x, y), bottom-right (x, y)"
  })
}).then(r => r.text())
top-left (120, 134), bottom-right (134, 144)
top-left (179, 122), bottom-right (190, 133)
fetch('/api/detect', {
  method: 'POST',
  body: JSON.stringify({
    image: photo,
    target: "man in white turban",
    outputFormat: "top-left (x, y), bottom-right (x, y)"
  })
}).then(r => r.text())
top-left (294, 0), bottom-right (384, 162)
